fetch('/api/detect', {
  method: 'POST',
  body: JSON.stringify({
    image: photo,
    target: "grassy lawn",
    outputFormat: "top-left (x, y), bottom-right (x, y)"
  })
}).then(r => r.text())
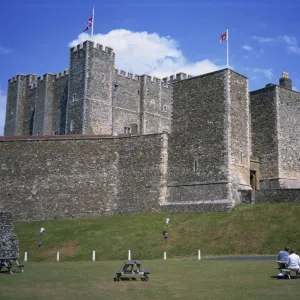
top-left (1, 260), bottom-right (300, 299)
top-left (14, 203), bottom-right (300, 262)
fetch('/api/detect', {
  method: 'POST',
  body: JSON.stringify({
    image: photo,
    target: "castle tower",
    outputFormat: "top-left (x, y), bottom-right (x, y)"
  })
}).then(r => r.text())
top-left (32, 73), bottom-right (56, 135)
top-left (4, 75), bottom-right (28, 136)
top-left (250, 73), bottom-right (300, 192)
top-left (66, 41), bottom-right (115, 134)
top-left (164, 69), bottom-right (252, 212)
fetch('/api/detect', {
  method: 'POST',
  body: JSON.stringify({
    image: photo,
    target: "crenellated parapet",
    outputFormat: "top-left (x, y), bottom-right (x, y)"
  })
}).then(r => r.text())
top-left (55, 69), bottom-right (69, 79)
top-left (8, 74), bottom-right (26, 83)
top-left (162, 72), bottom-right (193, 83)
top-left (115, 69), bottom-right (140, 81)
top-left (70, 40), bottom-right (114, 57)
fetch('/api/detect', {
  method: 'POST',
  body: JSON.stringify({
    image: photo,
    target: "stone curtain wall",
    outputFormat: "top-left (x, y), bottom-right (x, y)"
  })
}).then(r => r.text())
top-left (250, 86), bottom-right (280, 189)
top-left (255, 189), bottom-right (300, 203)
top-left (0, 134), bottom-right (167, 221)
top-left (227, 70), bottom-right (252, 204)
top-left (277, 88), bottom-right (300, 188)
top-left (0, 211), bottom-right (19, 258)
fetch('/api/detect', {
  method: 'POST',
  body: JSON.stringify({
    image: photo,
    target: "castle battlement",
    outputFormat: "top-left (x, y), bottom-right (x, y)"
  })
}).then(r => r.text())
top-left (162, 72), bottom-right (193, 83)
top-left (55, 69), bottom-right (69, 79)
top-left (8, 74), bottom-right (26, 83)
top-left (36, 73), bottom-right (55, 82)
top-left (115, 69), bottom-right (140, 80)
top-left (71, 40), bottom-right (114, 56)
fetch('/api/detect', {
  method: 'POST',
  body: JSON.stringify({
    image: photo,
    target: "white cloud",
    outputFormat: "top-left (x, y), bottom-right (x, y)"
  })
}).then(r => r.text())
top-left (281, 35), bottom-right (300, 55)
top-left (0, 89), bottom-right (6, 136)
top-left (242, 45), bottom-right (252, 51)
top-left (245, 68), bottom-right (273, 80)
top-left (69, 29), bottom-right (226, 78)
top-left (252, 36), bottom-right (276, 44)
top-left (252, 35), bottom-right (300, 55)
top-left (0, 46), bottom-right (12, 54)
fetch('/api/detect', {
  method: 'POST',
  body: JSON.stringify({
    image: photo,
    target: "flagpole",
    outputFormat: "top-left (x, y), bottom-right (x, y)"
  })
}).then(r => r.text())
top-left (91, 6), bottom-right (95, 36)
top-left (226, 28), bottom-right (229, 68)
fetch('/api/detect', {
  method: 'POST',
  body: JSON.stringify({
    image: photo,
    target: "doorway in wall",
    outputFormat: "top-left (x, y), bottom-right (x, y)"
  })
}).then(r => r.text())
top-left (250, 170), bottom-right (256, 201)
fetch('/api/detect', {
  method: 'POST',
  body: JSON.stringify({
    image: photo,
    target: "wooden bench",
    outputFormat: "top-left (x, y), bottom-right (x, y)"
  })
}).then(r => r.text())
top-left (276, 268), bottom-right (299, 279)
top-left (0, 257), bottom-right (25, 274)
top-left (114, 261), bottom-right (150, 281)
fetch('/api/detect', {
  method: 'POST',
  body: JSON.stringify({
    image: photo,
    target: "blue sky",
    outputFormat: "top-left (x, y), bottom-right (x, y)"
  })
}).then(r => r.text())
top-left (1, 0), bottom-right (300, 135)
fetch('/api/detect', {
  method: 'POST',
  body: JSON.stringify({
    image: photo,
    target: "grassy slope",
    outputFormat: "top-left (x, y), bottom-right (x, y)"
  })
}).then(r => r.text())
top-left (14, 202), bottom-right (300, 262)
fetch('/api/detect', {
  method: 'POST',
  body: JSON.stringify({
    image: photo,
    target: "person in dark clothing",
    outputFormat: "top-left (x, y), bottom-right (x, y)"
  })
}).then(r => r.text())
top-left (163, 231), bottom-right (168, 239)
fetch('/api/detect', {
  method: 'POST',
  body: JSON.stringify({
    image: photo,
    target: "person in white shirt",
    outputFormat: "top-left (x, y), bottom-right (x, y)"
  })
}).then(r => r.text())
top-left (286, 249), bottom-right (300, 275)
top-left (40, 227), bottom-right (45, 235)
top-left (165, 218), bottom-right (170, 225)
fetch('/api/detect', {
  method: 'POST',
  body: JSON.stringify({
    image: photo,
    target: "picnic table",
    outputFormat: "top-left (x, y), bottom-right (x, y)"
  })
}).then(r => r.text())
top-left (114, 260), bottom-right (150, 281)
top-left (0, 257), bottom-right (25, 274)
top-left (274, 260), bottom-right (299, 279)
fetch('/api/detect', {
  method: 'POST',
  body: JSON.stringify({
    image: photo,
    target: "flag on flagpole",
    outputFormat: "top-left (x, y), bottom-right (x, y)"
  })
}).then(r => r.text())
top-left (82, 16), bottom-right (93, 32)
top-left (220, 31), bottom-right (227, 43)
top-left (220, 29), bottom-right (229, 68)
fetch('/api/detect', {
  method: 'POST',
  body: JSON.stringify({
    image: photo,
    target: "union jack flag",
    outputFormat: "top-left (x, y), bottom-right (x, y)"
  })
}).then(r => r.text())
top-left (82, 16), bottom-right (93, 32)
top-left (220, 31), bottom-right (227, 42)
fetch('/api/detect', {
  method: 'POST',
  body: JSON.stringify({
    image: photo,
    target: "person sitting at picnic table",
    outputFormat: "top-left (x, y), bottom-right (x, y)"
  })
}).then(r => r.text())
top-left (277, 246), bottom-right (289, 269)
top-left (286, 249), bottom-right (300, 276)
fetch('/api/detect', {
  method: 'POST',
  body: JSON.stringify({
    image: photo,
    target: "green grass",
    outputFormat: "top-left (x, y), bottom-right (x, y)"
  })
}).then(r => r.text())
top-left (1, 260), bottom-right (300, 299)
top-left (14, 202), bottom-right (300, 262)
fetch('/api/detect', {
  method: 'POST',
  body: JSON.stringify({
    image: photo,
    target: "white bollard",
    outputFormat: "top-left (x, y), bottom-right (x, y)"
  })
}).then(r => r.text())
top-left (24, 251), bottom-right (28, 262)
top-left (56, 251), bottom-right (60, 262)
top-left (198, 249), bottom-right (201, 260)
top-left (92, 250), bottom-right (95, 261)
top-left (128, 250), bottom-right (131, 260)
top-left (164, 251), bottom-right (167, 260)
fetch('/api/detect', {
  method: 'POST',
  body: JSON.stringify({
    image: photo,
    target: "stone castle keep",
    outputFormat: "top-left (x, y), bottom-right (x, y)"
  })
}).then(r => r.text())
top-left (1, 40), bottom-right (300, 221)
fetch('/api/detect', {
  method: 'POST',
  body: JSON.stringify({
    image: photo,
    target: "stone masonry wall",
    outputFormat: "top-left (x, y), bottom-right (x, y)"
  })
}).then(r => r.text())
top-left (250, 86), bottom-right (280, 189)
top-left (23, 75), bottom-right (37, 135)
top-left (0, 133), bottom-right (166, 221)
top-left (228, 70), bottom-right (252, 204)
top-left (4, 75), bottom-right (28, 136)
top-left (255, 189), bottom-right (300, 203)
top-left (33, 75), bottom-right (47, 135)
top-left (277, 87), bottom-right (300, 188)
top-left (85, 42), bottom-right (115, 134)
top-left (166, 69), bottom-right (233, 212)
top-left (5, 77), bottom-right (19, 136)
top-left (113, 71), bottom-right (140, 134)
top-left (43, 74), bottom-right (56, 135)
top-left (0, 211), bottom-right (19, 258)
top-left (54, 72), bottom-right (68, 134)
top-left (66, 44), bottom-right (86, 134)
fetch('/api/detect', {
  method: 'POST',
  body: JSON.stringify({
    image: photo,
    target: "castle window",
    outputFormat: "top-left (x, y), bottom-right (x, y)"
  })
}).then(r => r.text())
top-left (124, 127), bottom-right (131, 134)
top-left (193, 158), bottom-right (198, 172)
top-left (163, 105), bottom-right (167, 112)
top-left (72, 93), bottom-right (76, 102)
top-left (70, 120), bottom-right (74, 132)
top-left (138, 90), bottom-right (140, 95)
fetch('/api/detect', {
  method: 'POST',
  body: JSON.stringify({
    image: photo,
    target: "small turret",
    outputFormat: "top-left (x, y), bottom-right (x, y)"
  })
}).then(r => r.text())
top-left (279, 72), bottom-right (292, 90)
